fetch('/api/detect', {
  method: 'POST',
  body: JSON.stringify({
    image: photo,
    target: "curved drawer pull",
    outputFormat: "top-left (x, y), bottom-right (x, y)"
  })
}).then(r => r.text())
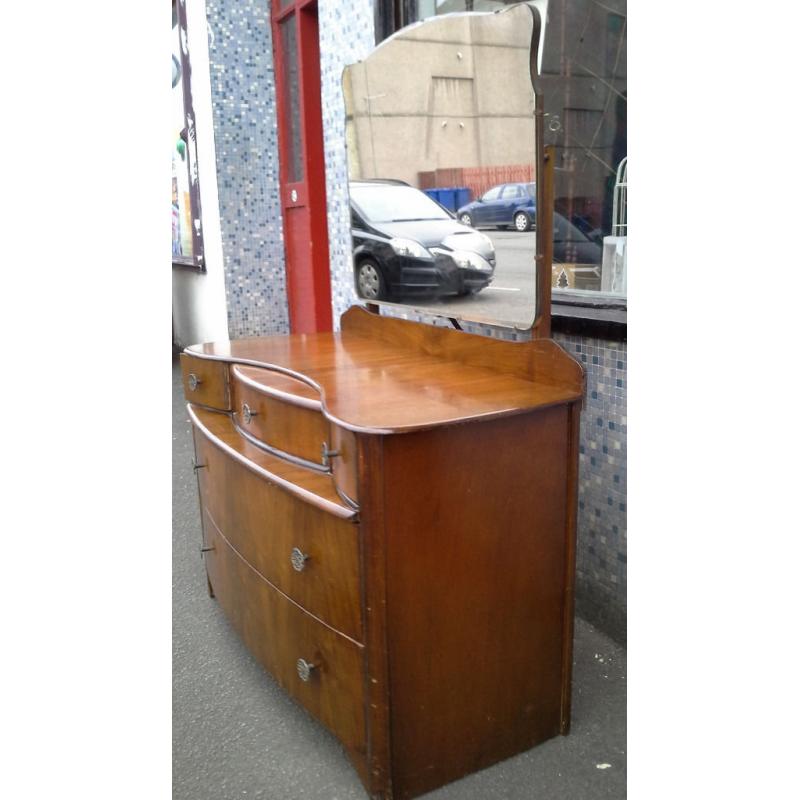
top-left (242, 403), bottom-right (259, 424)
top-left (296, 658), bottom-right (317, 682)
top-left (321, 441), bottom-right (340, 468)
top-left (290, 547), bottom-right (310, 572)
top-left (188, 373), bottom-right (202, 391)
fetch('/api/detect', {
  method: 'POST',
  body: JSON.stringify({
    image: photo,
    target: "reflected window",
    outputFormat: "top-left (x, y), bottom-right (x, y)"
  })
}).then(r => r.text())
top-left (385, 0), bottom-right (627, 298)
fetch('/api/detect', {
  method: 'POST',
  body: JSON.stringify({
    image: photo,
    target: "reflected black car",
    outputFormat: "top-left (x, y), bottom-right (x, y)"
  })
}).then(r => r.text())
top-left (456, 182), bottom-right (536, 232)
top-left (350, 180), bottom-right (496, 301)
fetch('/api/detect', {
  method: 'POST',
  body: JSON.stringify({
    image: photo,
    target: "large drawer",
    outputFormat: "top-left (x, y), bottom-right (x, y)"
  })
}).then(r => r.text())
top-left (203, 517), bottom-right (366, 761)
top-left (181, 353), bottom-right (231, 411)
top-left (193, 424), bottom-right (363, 642)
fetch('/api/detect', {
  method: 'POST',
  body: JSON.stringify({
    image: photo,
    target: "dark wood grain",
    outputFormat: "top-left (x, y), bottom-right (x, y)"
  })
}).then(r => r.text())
top-left (357, 434), bottom-right (393, 799)
top-left (203, 516), bottom-right (368, 780)
top-left (559, 400), bottom-right (582, 734)
top-left (382, 408), bottom-right (569, 799)
top-left (181, 352), bottom-right (231, 410)
top-left (194, 428), bottom-right (363, 642)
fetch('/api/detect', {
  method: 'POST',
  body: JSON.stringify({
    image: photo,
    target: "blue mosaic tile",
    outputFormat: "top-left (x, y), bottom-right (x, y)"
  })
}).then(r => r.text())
top-left (554, 332), bottom-right (627, 620)
top-left (206, 0), bottom-right (290, 338)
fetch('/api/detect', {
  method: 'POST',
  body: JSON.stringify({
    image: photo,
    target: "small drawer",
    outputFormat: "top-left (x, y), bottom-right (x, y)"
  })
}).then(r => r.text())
top-left (204, 522), bottom-right (366, 756)
top-left (181, 353), bottom-right (231, 411)
top-left (232, 365), bottom-right (330, 468)
top-left (193, 426), bottom-right (363, 642)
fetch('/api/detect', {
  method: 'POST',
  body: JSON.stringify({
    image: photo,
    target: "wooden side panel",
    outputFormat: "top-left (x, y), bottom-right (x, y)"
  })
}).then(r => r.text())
top-left (357, 434), bottom-right (393, 799)
top-left (194, 423), bottom-right (363, 643)
top-left (181, 352), bottom-right (231, 410)
top-left (331, 425), bottom-right (359, 506)
top-left (203, 519), bottom-right (367, 778)
top-left (382, 408), bottom-right (570, 799)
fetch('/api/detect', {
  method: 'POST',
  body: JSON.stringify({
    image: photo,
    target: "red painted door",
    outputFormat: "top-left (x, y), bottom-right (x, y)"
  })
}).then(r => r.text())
top-left (272, 0), bottom-right (332, 333)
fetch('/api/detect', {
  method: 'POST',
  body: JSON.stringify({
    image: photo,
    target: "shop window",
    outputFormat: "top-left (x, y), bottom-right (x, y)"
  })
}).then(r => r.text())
top-left (374, 0), bottom-right (627, 300)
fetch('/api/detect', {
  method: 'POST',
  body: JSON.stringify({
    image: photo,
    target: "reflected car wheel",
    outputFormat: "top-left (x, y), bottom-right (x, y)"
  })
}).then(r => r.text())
top-left (355, 259), bottom-right (386, 300)
top-left (514, 211), bottom-right (531, 232)
top-left (459, 213), bottom-right (474, 227)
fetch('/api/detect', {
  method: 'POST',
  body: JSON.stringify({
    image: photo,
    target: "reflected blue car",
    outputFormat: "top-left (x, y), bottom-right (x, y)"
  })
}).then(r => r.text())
top-left (456, 182), bottom-right (536, 232)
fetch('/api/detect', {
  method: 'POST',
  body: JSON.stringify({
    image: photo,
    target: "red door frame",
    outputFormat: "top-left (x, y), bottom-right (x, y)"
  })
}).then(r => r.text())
top-left (272, 0), bottom-right (332, 333)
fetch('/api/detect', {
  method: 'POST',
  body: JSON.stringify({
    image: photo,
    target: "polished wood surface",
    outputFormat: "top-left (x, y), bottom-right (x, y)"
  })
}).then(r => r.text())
top-left (184, 309), bottom-right (584, 799)
top-left (231, 366), bottom-right (331, 467)
top-left (194, 428), bottom-right (363, 641)
top-left (189, 404), bottom-right (356, 520)
top-left (180, 352), bottom-right (231, 410)
top-left (185, 307), bottom-right (583, 433)
top-left (383, 407), bottom-right (568, 798)
top-left (203, 515), bottom-right (367, 779)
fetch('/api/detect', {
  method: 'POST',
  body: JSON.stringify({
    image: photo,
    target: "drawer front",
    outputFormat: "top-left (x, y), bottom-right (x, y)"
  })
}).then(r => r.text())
top-left (233, 379), bottom-right (330, 467)
top-left (331, 425), bottom-right (359, 506)
top-left (204, 519), bottom-right (366, 757)
top-left (181, 353), bottom-right (231, 410)
top-left (193, 427), bottom-right (363, 642)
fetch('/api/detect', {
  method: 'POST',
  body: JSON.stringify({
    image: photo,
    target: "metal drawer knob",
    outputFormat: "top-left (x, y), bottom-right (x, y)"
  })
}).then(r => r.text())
top-left (188, 373), bottom-right (202, 391)
top-left (296, 658), bottom-right (317, 682)
top-left (242, 403), bottom-right (258, 424)
top-left (290, 547), bottom-right (309, 572)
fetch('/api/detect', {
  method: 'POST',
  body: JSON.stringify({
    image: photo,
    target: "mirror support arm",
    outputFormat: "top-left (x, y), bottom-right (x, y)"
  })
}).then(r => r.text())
top-left (532, 145), bottom-right (554, 339)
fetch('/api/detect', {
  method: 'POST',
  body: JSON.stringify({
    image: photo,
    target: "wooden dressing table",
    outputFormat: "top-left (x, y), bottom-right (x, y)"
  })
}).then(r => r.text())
top-left (182, 306), bottom-right (584, 799)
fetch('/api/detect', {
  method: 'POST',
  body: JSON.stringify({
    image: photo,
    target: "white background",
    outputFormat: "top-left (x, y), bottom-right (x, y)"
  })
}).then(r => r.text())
top-left (0, 1), bottom-right (798, 797)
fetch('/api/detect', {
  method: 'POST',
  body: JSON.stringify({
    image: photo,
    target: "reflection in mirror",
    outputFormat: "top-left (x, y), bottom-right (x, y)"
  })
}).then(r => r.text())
top-left (343, 4), bottom-right (542, 330)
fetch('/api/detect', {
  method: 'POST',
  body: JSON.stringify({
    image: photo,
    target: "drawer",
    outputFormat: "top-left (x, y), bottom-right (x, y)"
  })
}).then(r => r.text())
top-left (193, 426), bottom-right (363, 642)
top-left (181, 353), bottom-right (231, 410)
top-left (204, 519), bottom-right (366, 759)
top-left (231, 365), bottom-right (330, 468)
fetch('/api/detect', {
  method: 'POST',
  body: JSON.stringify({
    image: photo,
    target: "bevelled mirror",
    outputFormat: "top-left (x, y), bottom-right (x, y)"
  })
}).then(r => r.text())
top-left (343, 3), bottom-right (544, 330)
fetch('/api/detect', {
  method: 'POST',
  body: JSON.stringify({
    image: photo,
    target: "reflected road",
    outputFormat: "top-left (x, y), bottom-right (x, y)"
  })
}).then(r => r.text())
top-left (410, 230), bottom-right (537, 326)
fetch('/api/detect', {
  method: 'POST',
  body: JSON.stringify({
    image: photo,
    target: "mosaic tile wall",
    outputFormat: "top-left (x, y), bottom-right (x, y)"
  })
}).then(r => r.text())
top-left (206, 0), bottom-right (290, 338)
top-left (554, 331), bottom-right (627, 642)
top-left (319, 0), bottom-right (375, 327)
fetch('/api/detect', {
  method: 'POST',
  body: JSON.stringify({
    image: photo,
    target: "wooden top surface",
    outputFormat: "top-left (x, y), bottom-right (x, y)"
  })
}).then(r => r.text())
top-left (186, 307), bottom-right (583, 434)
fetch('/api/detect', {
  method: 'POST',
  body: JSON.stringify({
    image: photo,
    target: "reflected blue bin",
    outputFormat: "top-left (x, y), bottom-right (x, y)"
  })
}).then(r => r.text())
top-left (423, 187), bottom-right (470, 212)
top-left (454, 187), bottom-right (471, 210)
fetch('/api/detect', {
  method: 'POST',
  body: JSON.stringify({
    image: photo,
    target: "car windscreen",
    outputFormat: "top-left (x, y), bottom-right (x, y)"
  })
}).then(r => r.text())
top-left (349, 184), bottom-right (452, 223)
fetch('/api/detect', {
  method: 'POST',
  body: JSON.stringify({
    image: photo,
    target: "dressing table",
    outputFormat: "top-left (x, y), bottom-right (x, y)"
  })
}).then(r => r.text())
top-left (182, 6), bottom-right (584, 798)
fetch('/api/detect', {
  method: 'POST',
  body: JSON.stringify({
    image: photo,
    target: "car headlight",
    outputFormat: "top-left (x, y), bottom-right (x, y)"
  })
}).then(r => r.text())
top-left (389, 238), bottom-right (432, 259)
top-left (431, 247), bottom-right (493, 272)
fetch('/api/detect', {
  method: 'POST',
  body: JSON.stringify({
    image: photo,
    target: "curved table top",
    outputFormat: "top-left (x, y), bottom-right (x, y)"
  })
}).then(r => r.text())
top-left (186, 308), bottom-right (583, 434)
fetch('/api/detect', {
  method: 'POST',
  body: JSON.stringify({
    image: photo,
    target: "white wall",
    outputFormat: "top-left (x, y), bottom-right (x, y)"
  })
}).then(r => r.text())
top-left (172, 0), bottom-right (229, 348)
